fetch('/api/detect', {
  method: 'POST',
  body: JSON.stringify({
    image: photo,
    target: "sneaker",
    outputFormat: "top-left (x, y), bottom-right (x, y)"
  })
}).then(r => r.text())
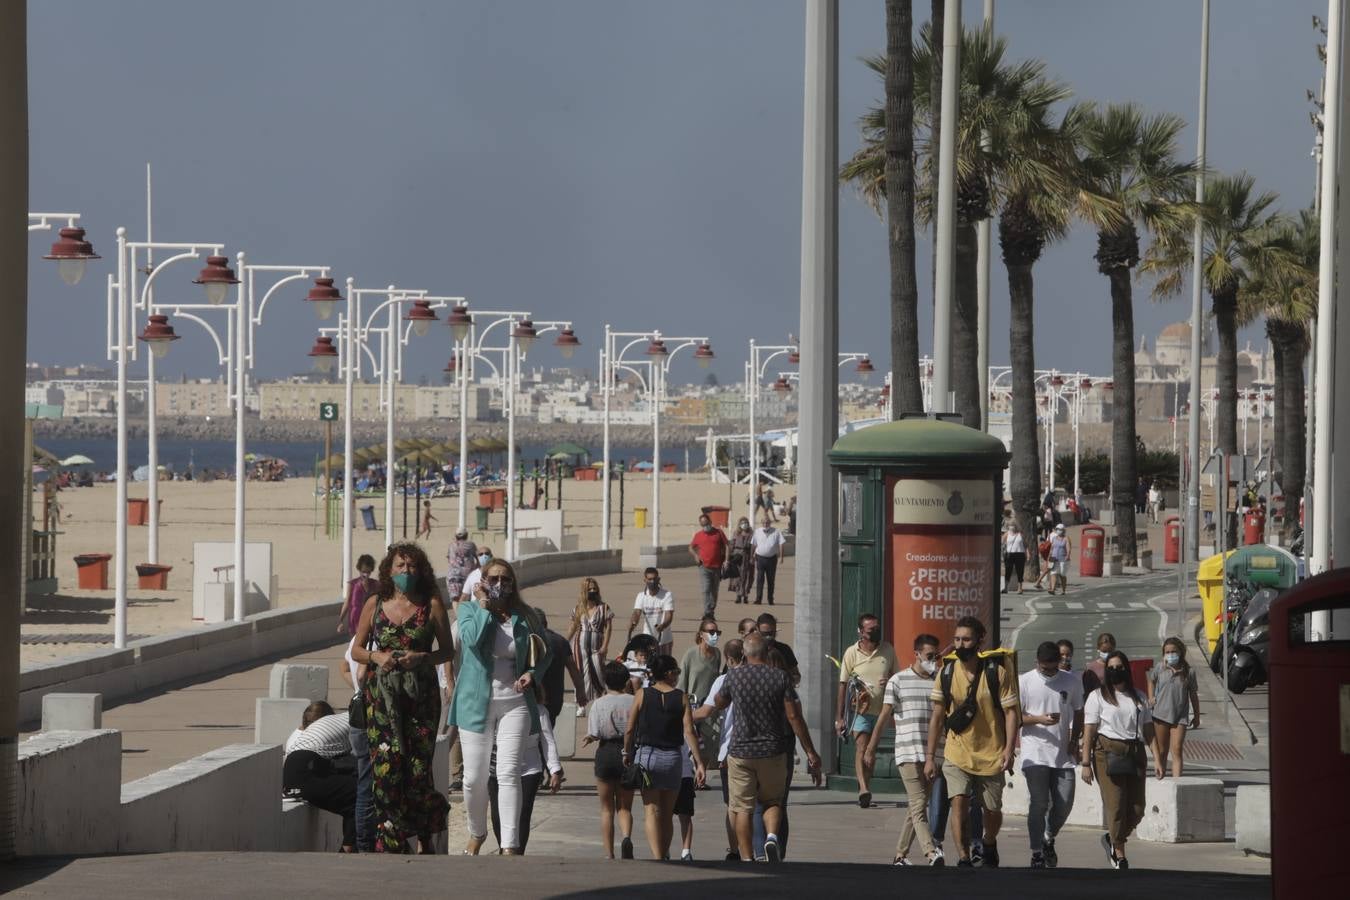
top-left (892, 856), bottom-right (913, 866)
top-left (858, 791), bottom-right (872, 809)
top-left (621, 836), bottom-right (634, 860)
top-left (1116, 857), bottom-right (1129, 870)
top-left (576, 706), bottom-right (587, 717)
top-left (681, 849), bottom-right (693, 861)
top-left (725, 849), bottom-right (739, 861)
top-left (928, 848), bottom-right (945, 867)
top-left (981, 843), bottom-right (1000, 868)
top-left (1100, 832), bottom-right (1114, 867)
top-left (1043, 840), bottom-right (1058, 869)
top-left (449, 780), bottom-right (463, 792)
top-left (1030, 852), bottom-right (1046, 869)
top-left (764, 835), bottom-right (781, 863)
top-left (970, 842), bottom-right (983, 866)
top-left (957, 858), bottom-right (973, 868)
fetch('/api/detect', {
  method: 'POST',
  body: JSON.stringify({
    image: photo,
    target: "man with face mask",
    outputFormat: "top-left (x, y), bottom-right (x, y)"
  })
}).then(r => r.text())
top-left (925, 617), bottom-right (1019, 867)
top-left (863, 633), bottom-right (945, 865)
top-left (628, 567), bottom-right (675, 655)
top-left (689, 514), bottom-right (729, 618)
top-left (834, 613), bottom-right (898, 809)
top-left (1017, 641), bottom-right (1085, 869)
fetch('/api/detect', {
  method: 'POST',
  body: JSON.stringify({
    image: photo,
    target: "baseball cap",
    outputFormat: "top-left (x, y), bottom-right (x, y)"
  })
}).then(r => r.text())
top-left (1055, 523), bottom-right (1065, 532)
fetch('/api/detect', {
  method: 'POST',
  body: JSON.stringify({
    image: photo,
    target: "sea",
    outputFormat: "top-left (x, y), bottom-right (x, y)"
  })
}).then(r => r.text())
top-left (36, 437), bottom-right (710, 478)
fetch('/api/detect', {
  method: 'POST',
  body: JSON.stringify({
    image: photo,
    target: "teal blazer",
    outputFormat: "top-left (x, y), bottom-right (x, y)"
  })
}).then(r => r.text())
top-left (447, 600), bottom-right (550, 735)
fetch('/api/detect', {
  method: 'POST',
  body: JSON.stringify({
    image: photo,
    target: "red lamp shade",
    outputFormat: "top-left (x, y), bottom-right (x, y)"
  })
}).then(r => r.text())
top-left (192, 255), bottom-right (240, 304)
top-left (43, 226), bottom-right (100, 285)
top-left (512, 318), bottom-right (539, 354)
top-left (305, 277), bottom-right (343, 321)
top-left (771, 376), bottom-right (792, 393)
top-left (787, 349), bottom-right (801, 365)
top-left (1080, 379), bottom-right (1092, 391)
top-left (308, 335), bottom-right (339, 372)
top-left (855, 356), bottom-right (875, 380)
top-left (137, 314), bottom-right (180, 359)
top-left (1051, 375), bottom-right (1064, 387)
top-left (405, 299), bottom-right (438, 337)
top-left (1103, 381), bottom-right (1115, 391)
top-left (692, 341), bottom-right (715, 368)
top-left (645, 338), bottom-right (669, 357)
top-left (554, 327), bottom-right (581, 359)
top-left (443, 351), bottom-right (460, 374)
top-left (446, 303), bottom-right (473, 342)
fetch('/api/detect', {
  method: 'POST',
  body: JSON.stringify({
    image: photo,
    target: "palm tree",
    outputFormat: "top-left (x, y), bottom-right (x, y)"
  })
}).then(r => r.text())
top-left (1243, 209), bottom-right (1317, 539)
top-left (884, 0), bottom-right (921, 417)
top-left (1143, 172), bottom-right (1290, 458)
top-left (1076, 104), bottom-right (1195, 563)
top-left (844, 26), bottom-right (1071, 427)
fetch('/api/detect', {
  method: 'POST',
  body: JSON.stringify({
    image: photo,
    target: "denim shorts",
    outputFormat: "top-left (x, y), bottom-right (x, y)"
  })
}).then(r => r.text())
top-left (851, 712), bottom-right (878, 734)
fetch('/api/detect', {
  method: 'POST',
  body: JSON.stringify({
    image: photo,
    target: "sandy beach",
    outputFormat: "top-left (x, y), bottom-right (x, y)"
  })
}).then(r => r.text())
top-left (23, 473), bottom-right (795, 667)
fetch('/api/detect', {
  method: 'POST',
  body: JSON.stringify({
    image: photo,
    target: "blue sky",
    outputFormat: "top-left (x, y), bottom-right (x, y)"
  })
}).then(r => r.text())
top-left (28, 0), bottom-right (1325, 385)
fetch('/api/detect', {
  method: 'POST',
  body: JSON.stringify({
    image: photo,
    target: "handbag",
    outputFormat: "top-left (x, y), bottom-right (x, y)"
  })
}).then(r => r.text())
top-left (1102, 701), bottom-right (1143, 776)
top-left (525, 632), bottom-right (549, 704)
top-left (621, 758), bottom-right (649, 790)
top-left (943, 665), bottom-right (983, 735)
top-left (348, 630), bottom-right (378, 730)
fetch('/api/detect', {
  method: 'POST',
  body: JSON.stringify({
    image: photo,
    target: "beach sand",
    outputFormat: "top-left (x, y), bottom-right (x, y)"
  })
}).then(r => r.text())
top-left (24, 473), bottom-right (795, 667)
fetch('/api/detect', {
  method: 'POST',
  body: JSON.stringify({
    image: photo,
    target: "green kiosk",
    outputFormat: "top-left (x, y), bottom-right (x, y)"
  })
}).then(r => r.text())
top-left (828, 415), bottom-right (1010, 790)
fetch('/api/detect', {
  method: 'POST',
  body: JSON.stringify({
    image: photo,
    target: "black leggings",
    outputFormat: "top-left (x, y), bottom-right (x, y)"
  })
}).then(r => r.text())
top-left (283, 750), bottom-right (357, 847)
top-left (490, 771), bottom-right (544, 853)
top-left (1003, 552), bottom-right (1026, 587)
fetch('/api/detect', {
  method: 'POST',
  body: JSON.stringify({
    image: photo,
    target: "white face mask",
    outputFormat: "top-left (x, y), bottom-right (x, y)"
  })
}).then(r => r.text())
top-left (1164, 652), bottom-right (1180, 666)
top-left (919, 658), bottom-right (937, 676)
top-left (706, 634), bottom-right (720, 649)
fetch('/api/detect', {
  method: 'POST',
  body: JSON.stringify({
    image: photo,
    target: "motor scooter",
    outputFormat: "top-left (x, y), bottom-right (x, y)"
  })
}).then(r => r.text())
top-left (1226, 586), bottom-right (1278, 693)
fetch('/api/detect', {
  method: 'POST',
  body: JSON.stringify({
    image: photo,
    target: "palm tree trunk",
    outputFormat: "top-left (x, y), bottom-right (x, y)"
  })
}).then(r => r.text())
top-left (928, 0), bottom-right (942, 315)
top-left (1280, 332), bottom-right (1307, 539)
top-left (1107, 267), bottom-right (1139, 563)
top-left (1212, 291), bottom-right (1239, 455)
top-left (885, 0), bottom-right (922, 416)
top-left (1269, 331), bottom-right (1283, 478)
top-left (953, 222), bottom-right (981, 427)
top-left (1007, 260), bottom-right (1042, 578)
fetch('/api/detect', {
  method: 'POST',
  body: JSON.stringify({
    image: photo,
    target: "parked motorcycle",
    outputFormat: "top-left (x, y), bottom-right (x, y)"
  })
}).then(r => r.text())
top-left (1227, 586), bottom-right (1278, 693)
top-left (1210, 574), bottom-right (1253, 674)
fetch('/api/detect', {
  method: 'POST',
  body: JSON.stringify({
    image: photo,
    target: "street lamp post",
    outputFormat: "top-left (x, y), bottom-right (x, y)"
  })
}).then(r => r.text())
top-left (33, 214), bottom-right (99, 285)
top-left (746, 340), bottom-right (798, 519)
top-left (109, 229), bottom-right (226, 648)
top-left (645, 334), bottom-right (713, 546)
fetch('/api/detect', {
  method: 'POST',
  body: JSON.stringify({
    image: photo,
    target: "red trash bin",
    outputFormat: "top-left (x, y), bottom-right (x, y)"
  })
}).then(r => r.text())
top-left (702, 505), bottom-right (730, 528)
top-left (1164, 515), bottom-right (1181, 563)
top-left (1080, 525), bottom-right (1105, 577)
top-left (136, 563), bottom-right (172, 590)
top-left (1243, 511), bottom-right (1265, 545)
top-left (74, 553), bottom-right (112, 590)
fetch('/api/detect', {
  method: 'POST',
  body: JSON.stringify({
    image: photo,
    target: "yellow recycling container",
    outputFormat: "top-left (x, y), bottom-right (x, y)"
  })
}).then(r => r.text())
top-left (1197, 550), bottom-right (1235, 653)
top-left (634, 507), bottom-right (648, 529)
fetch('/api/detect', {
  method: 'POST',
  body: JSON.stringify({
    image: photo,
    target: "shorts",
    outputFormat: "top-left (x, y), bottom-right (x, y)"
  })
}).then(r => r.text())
top-left (1050, 560), bottom-right (1068, 576)
top-left (942, 761), bottom-right (1006, 812)
top-left (726, 754), bottom-right (790, 814)
top-left (636, 745), bottom-right (684, 792)
top-left (594, 740), bottom-right (624, 781)
top-left (674, 776), bottom-right (696, 816)
top-left (850, 712), bottom-right (878, 734)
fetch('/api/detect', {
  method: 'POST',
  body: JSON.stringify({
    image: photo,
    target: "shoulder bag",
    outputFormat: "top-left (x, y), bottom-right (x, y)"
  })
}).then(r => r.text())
top-left (348, 628), bottom-right (378, 730)
top-left (1103, 698), bottom-right (1144, 776)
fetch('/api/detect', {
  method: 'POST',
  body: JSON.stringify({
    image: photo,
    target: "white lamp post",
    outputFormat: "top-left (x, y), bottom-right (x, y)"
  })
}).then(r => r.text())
top-left (32, 213), bottom-right (99, 285)
top-left (645, 333), bottom-right (713, 546)
top-left (746, 339), bottom-right (798, 520)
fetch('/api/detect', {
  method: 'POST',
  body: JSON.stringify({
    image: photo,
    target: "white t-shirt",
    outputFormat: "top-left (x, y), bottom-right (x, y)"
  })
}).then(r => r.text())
top-left (490, 621), bottom-right (518, 700)
top-left (1018, 669), bottom-right (1084, 769)
top-left (344, 636), bottom-right (367, 686)
top-left (461, 568), bottom-right (483, 600)
top-left (1004, 531), bottom-right (1026, 554)
top-left (633, 589), bottom-right (675, 646)
top-left (702, 672), bottom-right (736, 763)
top-left (752, 527), bottom-right (785, 558)
top-left (1084, 688), bottom-right (1152, 741)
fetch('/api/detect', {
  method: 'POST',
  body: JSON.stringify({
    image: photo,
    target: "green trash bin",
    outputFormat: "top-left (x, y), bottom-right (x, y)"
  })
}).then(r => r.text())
top-left (475, 506), bottom-right (490, 530)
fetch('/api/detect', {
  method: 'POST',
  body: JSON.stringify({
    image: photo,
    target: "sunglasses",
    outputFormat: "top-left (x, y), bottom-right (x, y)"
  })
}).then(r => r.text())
top-left (485, 575), bottom-right (514, 585)
top-left (703, 629), bottom-right (721, 636)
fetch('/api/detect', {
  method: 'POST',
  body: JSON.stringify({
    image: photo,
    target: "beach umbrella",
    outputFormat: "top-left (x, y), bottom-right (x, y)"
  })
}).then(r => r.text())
top-left (60, 454), bottom-right (95, 466)
top-left (545, 441), bottom-right (590, 458)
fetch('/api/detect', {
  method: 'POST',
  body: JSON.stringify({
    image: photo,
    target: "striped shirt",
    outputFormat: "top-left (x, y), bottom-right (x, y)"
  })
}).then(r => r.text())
top-left (283, 714), bottom-right (353, 760)
top-left (883, 668), bottom-right (942, 765)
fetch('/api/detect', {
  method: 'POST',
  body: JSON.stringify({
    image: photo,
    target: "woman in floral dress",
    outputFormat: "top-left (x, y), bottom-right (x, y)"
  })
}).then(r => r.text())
top-left (566, 577), bottom-right (613, 708)
top-left (351, 542), bottom-right (453, 853)
top-left (726, 516), bottom-right (756, 604)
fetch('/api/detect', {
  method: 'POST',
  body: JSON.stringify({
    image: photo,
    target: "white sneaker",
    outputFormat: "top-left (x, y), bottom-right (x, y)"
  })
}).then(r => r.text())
top-left (576, 706), bottom-right (587, 717)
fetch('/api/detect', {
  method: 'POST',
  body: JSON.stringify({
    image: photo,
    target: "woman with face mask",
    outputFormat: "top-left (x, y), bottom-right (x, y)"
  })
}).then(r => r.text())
top-left (1081, 650), bottom-right (1164, 870)
top-left (449, 558), bottom-right (551, 855)
top-left (566, 578), bottom-right (614, 710)
top-left (349, 542), bottom-right (453, 853)
top-left (678, 616), bottom-right (723, 752)
top-left (458, 547), bottom-right (495, 603)
top-left (1145, 637), bottom-right (1200, 778)
top-left (726, 519), bottom-right (756, 604)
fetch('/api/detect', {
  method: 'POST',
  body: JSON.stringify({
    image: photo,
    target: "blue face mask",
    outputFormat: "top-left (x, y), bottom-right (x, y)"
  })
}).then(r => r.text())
top-left (392, 572), bottom-right (413, 594)
top-left (478, 554), bottom-right (491, 567)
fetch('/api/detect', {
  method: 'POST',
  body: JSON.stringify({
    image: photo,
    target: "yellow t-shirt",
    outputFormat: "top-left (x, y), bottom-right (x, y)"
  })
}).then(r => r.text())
top-left (839, 642), bottom-right (898, 716)
top-left (929, 652), bottom-right (1020, 776)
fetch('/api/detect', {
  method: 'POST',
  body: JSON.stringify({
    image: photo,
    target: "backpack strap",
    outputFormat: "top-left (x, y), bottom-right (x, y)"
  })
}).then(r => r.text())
top-left (985, 658), bottom-right (1005, 745)
top-left (940, 660), bottom-right (955, 711)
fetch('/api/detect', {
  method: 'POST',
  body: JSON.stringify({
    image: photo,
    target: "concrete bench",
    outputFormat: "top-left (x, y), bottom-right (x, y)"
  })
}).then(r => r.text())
top-left (41, 692), bottom-right (103, 731)
top-left (120, 743), bottom-right (282, 852)
top-left (1235, 784), bottom-right (1270, 855)
top-left (268, 663), bottom-right (330, 701)
top-left (16, 729), bottom-right (122, 855)
top-left (553, 702), bottom-right (577, 760)
top-left (1135, 776), bottom-right (1225, 843)
top-left (281, 798), bottom-right (346, 852)
top-left (256, 697), bottom-right (311, 745)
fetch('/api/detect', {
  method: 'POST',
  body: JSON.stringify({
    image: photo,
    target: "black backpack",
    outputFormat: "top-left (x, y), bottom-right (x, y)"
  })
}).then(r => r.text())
top-left (938, 654), bottom-right (1007, 743)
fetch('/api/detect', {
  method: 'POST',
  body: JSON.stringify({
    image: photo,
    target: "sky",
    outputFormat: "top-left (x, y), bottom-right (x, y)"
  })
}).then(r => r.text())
top-left (27, 0), bottom-right (1327, 387)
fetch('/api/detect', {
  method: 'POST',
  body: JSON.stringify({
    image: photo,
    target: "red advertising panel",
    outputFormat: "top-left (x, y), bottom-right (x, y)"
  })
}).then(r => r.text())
top-left (885, 475), bottom-right (998, 654)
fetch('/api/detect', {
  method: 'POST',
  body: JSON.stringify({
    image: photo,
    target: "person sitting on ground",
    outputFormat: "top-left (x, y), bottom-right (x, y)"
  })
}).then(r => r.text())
top-left (283, 701), bottom-right (358, 853)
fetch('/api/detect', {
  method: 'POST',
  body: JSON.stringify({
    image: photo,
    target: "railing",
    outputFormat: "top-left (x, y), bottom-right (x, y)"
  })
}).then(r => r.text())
top-left (30, 529), bottom-right (57, 582)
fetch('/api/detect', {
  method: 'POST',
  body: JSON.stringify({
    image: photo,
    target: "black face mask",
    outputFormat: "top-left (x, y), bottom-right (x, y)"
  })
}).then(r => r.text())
top-left (645, 581), bottom-right (660, 594)
top-left (1105, 667), bottom-right (1128, 685)
top-left (863, 628), bottom-right (882, 643)
top-left (954, 646), bottom-right (977, 662)
top-left (587, 590), bottom-right (600, 602)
